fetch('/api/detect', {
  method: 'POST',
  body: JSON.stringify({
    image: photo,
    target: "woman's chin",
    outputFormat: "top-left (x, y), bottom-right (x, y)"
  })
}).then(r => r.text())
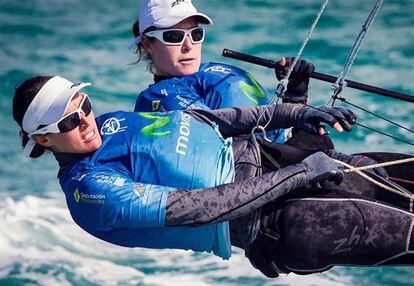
top-left (176, 63), bottom-right (200, 75)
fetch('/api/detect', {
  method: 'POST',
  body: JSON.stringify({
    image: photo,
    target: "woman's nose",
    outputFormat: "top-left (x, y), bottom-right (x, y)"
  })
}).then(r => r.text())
top-left (181, 35), bottom-right (193, 52)
top-left (79, 113), bottom-right (89, 127)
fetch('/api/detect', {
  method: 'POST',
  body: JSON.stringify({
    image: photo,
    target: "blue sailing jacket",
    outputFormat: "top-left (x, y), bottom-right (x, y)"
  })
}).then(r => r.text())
top-left (58, 111), bottom-right (234, 259)
top-left (134, 62), bottom-right (287, 143)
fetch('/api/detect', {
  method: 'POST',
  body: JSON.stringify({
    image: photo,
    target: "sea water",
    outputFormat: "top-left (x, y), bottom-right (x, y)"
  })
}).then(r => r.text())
top-left (0, 0), bottom-right (413, 285)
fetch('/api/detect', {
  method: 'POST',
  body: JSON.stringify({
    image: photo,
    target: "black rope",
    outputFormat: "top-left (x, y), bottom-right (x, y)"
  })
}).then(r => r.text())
top-left (328, 95), bottom-right (414, 146)
top-left (334, 96), bottom-right (414, 134)
top-left (353, 122), bottom-right (414, 146)
top-left (293, 100), bottom-right (414, 147)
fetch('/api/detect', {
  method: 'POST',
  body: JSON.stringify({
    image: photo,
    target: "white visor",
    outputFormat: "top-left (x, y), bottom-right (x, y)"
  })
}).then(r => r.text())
top-left (22, 76), bottom-right (91, 157)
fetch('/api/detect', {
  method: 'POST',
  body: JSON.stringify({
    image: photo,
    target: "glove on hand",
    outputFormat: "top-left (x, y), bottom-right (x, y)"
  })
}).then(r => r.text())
top-left (275, 57), bottom-right (315, 103)
top-left (297, 105), bottom-right (357, 134)
top-left (327, 149), bottom-right (388, 177)
top-left (301, 152), bottom-right (344, 185)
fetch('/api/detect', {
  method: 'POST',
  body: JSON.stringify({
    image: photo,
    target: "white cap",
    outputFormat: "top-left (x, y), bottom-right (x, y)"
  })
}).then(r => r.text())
top-left (129, 0), bottom-right (213, 48)
top-left (22, 76), bottom-right (91, 157)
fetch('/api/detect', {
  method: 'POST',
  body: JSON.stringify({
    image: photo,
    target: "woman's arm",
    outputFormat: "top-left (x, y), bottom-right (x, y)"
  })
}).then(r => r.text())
top-left (185, 103), bottom-right (356, 138)
top-left (165, 163), bottom-right (308, 226)
top-left (64, 153), bottom-right (341, 230)
top-left (185, 103), bottom-right (302, 138)
top-left (165, 151), bottom-right (343, 226)
top-left (67, 164), bottom-right (306, 230)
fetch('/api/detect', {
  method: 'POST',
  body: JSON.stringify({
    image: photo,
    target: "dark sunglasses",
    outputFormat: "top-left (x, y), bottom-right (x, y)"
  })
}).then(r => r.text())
top-left (29, 94), bottom-right (92, 137)
top-left (144, 27), bottom-right (205, 45)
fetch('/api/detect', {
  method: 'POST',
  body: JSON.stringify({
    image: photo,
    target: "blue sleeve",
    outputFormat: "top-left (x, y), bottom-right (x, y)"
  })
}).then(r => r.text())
top-left (64, 166), bottom-right (173, 232)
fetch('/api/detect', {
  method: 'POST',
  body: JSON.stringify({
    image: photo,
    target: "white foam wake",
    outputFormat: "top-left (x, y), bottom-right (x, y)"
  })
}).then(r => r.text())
top-left (0, 195), bottom-right (349, 285)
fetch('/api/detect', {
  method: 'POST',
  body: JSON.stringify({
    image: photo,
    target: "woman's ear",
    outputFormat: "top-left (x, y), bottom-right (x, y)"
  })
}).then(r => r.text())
top-left (32, 134), bottom-right (52, 147)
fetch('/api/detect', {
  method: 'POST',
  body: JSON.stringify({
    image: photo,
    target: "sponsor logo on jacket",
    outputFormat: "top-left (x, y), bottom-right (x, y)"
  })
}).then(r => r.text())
top-left (138, 112), bottom-right (172, 137)
top-left (176, 113), bottom-right (191, 156)
top-left (73, 188), bottom-right (106, 204)
top-left (238, 73), bottom-right (266, 105)
top-left (92, 174), bottom-right (126, 186)
top-left (203, 65), bottom-right (231, 74)
top-left (138, 112), bottom-right (191, 156)
top-left (100, 117), bottom-right (127, 135)
top-left (152, 100), bottom-right (161, 111)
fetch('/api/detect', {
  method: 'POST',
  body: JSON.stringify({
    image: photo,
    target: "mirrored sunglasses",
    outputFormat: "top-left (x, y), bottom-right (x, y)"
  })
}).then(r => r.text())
top-left (144, 27), bottom-right (205, 45)
top-left (29, 94), bottom-right (92, 137)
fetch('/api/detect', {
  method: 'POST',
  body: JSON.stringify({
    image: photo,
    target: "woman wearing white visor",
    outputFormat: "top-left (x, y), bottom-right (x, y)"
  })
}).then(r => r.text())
top-left (12, 75), bottom-right (413, 277)
top-left (130, 0), bottom-right (316, 145)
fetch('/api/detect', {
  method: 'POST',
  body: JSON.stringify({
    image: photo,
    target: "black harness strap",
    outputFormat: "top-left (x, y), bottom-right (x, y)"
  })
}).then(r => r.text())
top-left (245, 201), bottom-right (289, 278)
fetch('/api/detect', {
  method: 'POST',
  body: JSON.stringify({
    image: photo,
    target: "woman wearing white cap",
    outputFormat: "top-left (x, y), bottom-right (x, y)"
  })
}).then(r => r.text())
top-left (13, 75), bottom-right (414, 278)
top-left (130, 0), bottom-right (315, 144)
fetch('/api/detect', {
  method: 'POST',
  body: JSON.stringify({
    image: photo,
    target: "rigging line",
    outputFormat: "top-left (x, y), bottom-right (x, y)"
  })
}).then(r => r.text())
top-left (353, 121), bottom-right (414, 146)
top-left (342, 157), bottom-right (414, 173)
top-left (335, 159), bottom-right (414, 200)
top-left (253, 0), bottom-right (329, 138)
top-left (337, 97), bottom-right (414, 134)
top-left (285, 100), bottom-right (414, 146)
top-left (278, 0), bottom-right (330, 95)
top-left (388, 177), bottom-right (414, 186)
top-left (330, 0), bottom-right (383, 101)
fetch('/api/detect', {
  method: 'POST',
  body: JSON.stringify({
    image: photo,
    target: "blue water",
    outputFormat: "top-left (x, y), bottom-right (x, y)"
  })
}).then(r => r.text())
top-left (1, 0), bottom-right (413, 285)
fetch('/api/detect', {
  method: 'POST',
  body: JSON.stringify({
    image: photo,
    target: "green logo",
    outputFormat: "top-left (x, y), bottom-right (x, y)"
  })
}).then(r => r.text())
top-left (73, 189), bottom-right (80, 203)
top-left (238, 73), bottom-right (266, 105)
top-left (138, 112), bottom-right (172, 137)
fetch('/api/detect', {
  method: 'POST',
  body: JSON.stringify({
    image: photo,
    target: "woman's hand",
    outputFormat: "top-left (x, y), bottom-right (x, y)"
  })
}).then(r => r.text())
top-left (297, 105), bottom-right (357, 135)
top-left (275, 57), bottom-right (315, 103)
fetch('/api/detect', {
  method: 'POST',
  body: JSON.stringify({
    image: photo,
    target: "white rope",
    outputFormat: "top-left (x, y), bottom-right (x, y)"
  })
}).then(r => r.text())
top-left (342, 157), bottom-right (414, 173)
top-left (334, 157), bottom-right (414, 200)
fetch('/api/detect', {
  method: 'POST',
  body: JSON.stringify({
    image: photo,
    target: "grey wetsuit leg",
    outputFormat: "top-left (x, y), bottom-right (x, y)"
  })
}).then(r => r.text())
top-left (274, 192), bottom-right (414, 274)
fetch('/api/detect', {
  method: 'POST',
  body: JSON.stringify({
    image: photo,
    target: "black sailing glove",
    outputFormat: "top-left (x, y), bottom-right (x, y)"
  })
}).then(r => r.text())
top-left (275, 57), bottom-right (315, 103)
top-left (297, 105), bottom-right (357, 134)
top-left (327, 149), bottom-right (388, 177)
top-left (301, 152), bottom-right (344, 185)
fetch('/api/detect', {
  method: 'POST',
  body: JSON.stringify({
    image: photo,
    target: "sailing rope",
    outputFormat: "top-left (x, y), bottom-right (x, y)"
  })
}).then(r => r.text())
top-left (325, 0), bottom-right (414, 146)
top-left (247, 0), bottom-right (413, 198)
top-left (335, 97), bottom-right (414, 134)
top-left (329, 0), bottom-right (384, 104)
top-left (353, 121), bottom-right (414, 146)
top-left (342, 157), bottom-right (414, 173)
top-left (251, 0), bottom-right (329, 139)
top-left (334, 157), bottom-right (414, 200)
top-left (275, 0), bottom-right (329, 97)
top-left (388, 176), bottom-right (414, 186)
